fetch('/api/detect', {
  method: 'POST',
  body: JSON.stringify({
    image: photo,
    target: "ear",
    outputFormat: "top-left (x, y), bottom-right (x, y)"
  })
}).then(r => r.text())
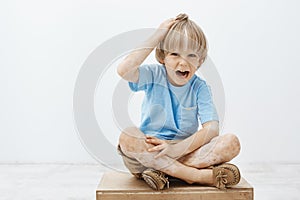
top-left (155, 48), bottom-right (166, 64)
top-left (159, 54), bottom-right (166, 64)
top-left (158, 59), bottom-right (165, 65)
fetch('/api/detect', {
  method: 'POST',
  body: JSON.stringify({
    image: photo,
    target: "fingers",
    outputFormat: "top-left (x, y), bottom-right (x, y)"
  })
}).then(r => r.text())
top-left (167, 17), bottom-right (176, 23)
top-left (145, 136), bottom-right (163, 145)
top-left (158, 18), bottom-right (177, 30)
top-left (164, 18), bottom-right (175, 24)
top-left (145, 135), bottom-right (155, 139)
top-left (147, 144), bottom-right (166, 152)
top-left (145, 136), bottom-right (169, 157)
top-left (166, 18), bottom-right (177, 27)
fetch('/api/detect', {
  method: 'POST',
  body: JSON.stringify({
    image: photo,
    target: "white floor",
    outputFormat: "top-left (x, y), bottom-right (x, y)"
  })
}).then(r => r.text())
top-left (0, 163), bottom-right (299, 200)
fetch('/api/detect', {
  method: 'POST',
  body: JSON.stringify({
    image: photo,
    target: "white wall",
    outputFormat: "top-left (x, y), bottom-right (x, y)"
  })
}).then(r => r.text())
top-left (0, 0), bottom-right (299, 164)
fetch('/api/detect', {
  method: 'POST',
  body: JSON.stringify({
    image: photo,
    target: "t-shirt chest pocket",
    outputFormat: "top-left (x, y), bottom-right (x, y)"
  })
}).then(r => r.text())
top-left (179, 105), bottom-right (198, 134)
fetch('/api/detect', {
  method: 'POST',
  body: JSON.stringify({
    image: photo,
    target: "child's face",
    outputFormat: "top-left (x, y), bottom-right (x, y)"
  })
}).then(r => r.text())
top-left (164, 50), bottom-right (202, 86)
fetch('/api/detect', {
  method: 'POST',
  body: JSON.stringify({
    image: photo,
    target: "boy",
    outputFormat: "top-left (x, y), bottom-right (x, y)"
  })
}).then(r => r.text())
top-left (117, 14), bottom-right (241, 190)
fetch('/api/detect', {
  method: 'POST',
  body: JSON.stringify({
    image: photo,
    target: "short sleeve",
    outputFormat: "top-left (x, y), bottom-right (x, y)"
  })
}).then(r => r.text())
top-left (197, 82), bottom-right (219, 124)
top-left (129, 64), bottom-right (154, 92)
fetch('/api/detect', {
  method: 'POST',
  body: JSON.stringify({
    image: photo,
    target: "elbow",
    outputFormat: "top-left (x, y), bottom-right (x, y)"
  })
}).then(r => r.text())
top-left (206, 125), bottom-right (219, 140)
top-left (203, 121), bottom-right (219, 139)
top-left (211, 124), bottom-right (219, 138)
top-left (117, 60), bottom-right (139, 83)
top-left (117, 58), bottom-right (136, 79)
top-left (117, 63), bottom-right (126, 78)
top-left (211, 128), bottom-right (219, 138)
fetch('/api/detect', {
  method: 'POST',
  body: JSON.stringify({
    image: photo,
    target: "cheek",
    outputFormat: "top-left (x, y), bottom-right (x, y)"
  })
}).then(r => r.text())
top-left (164, 57), bottom-right (172, 64)
top-left (164, 59), bottom-right (176, 68)
top-left (189, 59), bottom-right (201, 66)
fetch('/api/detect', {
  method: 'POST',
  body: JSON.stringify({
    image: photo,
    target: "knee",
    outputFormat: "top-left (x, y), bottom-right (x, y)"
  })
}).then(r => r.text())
top-left (118, 132), bottom-right (128, 147)
top-left (119, 127), bottom-right (143, 145)
top-left (224, 133), bottom-right (241, 156)
top-left (118, 128), bottom-right (170, 170)
top-left (119, 127), bottom-right (146, 153)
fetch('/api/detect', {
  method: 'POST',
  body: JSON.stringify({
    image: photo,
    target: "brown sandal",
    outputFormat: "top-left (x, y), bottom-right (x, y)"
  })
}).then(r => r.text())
top-left (212, 163), bottom-right (241, 189)
top-left (142, 168), bottom-right (169, 190)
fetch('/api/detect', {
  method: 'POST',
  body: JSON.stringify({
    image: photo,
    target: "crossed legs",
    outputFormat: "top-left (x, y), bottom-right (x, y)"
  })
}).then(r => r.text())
top-left (119, 127), bottom-right (240, 185)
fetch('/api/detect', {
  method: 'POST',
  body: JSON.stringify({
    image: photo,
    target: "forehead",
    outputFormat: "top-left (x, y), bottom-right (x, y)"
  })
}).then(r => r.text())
top-left (164, 30), bottom-right (202, 53)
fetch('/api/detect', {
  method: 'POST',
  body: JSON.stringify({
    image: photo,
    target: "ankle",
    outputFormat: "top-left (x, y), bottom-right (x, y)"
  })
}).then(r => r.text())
top-left (194, 169), bottom-right (214, 185)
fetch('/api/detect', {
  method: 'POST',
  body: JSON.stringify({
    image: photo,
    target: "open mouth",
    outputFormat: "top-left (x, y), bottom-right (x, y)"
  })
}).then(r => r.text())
top-left (175, 70), bottom-right (189, 78)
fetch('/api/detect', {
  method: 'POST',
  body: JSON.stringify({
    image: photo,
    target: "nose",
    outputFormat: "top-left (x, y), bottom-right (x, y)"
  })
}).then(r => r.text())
top-left (178, 56), bottom-right (188, 66)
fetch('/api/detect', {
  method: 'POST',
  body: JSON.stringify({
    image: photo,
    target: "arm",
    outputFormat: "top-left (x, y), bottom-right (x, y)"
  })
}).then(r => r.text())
top-left (117, 18), bottom-right (176, 83)
top-left (146, 120), bottom-right (219, 159)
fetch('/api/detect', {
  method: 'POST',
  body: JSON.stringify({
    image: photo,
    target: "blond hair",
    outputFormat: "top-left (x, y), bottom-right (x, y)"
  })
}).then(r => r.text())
top-left (155, 14), bottom-right (208, 65)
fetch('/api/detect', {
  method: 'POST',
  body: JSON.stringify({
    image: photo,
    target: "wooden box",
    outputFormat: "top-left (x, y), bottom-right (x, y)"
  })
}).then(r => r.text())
top-left (96, 171), bottom-right (253, 200)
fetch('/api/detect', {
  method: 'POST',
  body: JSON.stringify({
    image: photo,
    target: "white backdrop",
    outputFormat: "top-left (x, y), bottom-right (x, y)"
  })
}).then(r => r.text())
top-left (0, 0), bottom-right (299, 164)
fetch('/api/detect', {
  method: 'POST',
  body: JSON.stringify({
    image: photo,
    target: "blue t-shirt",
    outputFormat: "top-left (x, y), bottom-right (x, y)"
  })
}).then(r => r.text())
top-left (129, 64), bottom-right (219, 140)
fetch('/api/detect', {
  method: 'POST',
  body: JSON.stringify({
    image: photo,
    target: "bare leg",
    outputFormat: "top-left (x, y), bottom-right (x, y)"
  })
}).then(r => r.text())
top-left (178, 134), bottom-right (241, 168)
top-left (119, 127), bottom-right (213, 185)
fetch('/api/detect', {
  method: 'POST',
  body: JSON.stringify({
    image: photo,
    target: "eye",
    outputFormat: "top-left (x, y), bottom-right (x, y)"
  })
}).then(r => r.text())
top-left (188, 54), bottom-right (197, 58)
top-left (170, 52), bottom-right (179, 56)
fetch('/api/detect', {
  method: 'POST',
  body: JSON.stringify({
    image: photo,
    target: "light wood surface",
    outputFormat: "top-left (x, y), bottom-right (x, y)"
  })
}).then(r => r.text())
top-left (96, 171), bottom-right (253, 200)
